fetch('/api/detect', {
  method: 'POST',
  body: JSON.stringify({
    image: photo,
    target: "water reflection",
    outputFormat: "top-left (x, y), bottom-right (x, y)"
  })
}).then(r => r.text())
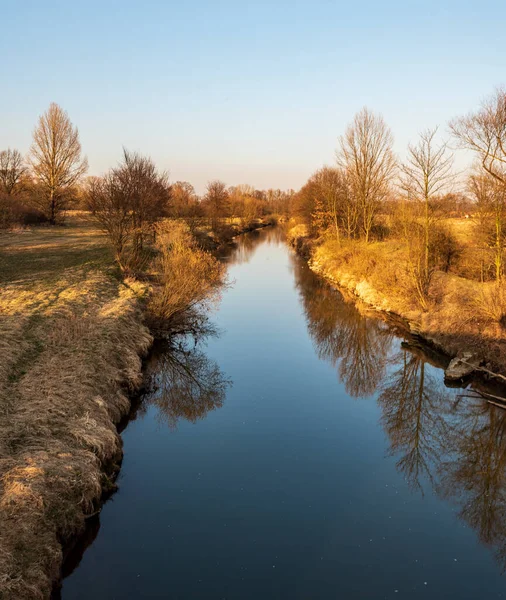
top-left (220, 226), bottom-right (285, 265)
top-left (379, 351), bottom-right (451, 494)
top-left (290, 242), bottom-right (506, 569)
top-left (143, 335), bottom-right (231, 430)
top-left (439, 401), bottom-right (506, 570)
top-left (293, 259), bottom-right (393, 398)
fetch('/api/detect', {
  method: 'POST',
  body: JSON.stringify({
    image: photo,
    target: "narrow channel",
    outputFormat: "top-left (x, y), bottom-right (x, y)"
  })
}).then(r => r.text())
top-left (62, 227), bottom-right (506, 599)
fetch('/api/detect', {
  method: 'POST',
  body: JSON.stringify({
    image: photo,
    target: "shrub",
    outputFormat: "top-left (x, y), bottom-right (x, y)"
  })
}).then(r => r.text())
top-left (0, 194), bottom-right (48, 229)
top-left (431, 225), bottom-right (461, 273)
top-left (148, 221), bottom-right (226, 331)
top-left (473, 282), bottom-right (506, 327)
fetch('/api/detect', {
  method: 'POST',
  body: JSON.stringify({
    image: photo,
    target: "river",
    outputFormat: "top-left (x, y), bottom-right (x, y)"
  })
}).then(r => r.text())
top-left (61, 227), bottom-right (506, 599)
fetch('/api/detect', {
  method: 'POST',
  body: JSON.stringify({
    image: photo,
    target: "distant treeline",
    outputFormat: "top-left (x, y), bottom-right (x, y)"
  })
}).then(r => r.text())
top-left (0, 102), bottom-right (293, 234)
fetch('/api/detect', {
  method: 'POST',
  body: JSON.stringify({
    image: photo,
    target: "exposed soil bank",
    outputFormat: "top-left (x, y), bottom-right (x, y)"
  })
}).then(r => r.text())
top-left (287, 229), bottom-right (506, 393)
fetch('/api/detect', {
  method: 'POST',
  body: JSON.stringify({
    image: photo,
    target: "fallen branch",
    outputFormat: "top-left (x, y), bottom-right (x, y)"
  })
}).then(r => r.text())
top-left (461, 360), bottom-right (506, 383)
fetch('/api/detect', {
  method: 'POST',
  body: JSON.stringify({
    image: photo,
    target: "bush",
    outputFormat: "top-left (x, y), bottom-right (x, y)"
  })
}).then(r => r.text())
top-left (0, 194), bottom-right (48, 229)
top-left (473, 282), bottom-right (506, 327)
top-left (148, 222), bottom-right (226, 331)
top-left (431, 225), bottom-right (461, 273)
top-left (370, 221), bottom-right (391, 241)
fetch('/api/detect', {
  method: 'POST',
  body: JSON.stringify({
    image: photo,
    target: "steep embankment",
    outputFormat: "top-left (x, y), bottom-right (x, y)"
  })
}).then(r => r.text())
top-left (287, 225), bottom-right (506, 383)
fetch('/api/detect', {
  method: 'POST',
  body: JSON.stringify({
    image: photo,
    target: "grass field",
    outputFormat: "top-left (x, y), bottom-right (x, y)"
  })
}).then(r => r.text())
top-left (0, 212), bottom-right (152, 599)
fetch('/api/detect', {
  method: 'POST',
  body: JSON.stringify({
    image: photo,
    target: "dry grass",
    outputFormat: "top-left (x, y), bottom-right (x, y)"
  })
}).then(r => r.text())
top-left (0, 212), bottom-right (152, 599)
top-left (306, 232), bottom-right (506, 373)
top-left (147, 221), bottom-right (226, 331)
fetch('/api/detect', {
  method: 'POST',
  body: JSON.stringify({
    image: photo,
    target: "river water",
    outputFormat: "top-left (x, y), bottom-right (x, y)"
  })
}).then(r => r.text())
top-left (62, 227), bottom-right (506, 599)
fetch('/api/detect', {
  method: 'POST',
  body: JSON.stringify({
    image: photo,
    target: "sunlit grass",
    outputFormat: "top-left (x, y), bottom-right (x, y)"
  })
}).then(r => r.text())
top-left (0, 212), bottom-right (152, 599)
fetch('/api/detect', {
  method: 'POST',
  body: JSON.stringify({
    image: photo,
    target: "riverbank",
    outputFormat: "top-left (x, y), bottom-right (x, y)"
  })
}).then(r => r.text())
top-left (0, 213), bottom-right (272, 599)
top-left (0, 214), bottom-right (153, 599)
top-left (287, 224), bottom-right (506, 386)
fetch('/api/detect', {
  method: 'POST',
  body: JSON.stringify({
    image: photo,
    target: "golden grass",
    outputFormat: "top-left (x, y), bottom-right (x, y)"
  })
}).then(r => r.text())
top-left (304, 231), bottom-right (506, 373)
top-left (0, 212), bottom-right (153, 599)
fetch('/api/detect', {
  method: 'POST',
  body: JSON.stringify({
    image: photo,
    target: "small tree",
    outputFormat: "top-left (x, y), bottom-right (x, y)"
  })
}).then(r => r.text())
top-left (86, 175), bottom-right (132, 267)
top-left (171, 181), bottom-right (201, 230)
top-left (0, 149), bottom-right (26, 196)
top-left (311, 167), bottom-right (354, 243)
top-left (87, 150), bottom-right (169, 269)
top-left (399, 128), bottom-right (454, 306)
top-left (114, 149), bottom-right (170, 252)
top-left (204, 180), bottom-right (229, 230)
top-left (469, 172), bottom-right (506, 281)
top-left (29, 103), bottom-right (88, 224)
top-left (337, 108), bottom-right (396, 242)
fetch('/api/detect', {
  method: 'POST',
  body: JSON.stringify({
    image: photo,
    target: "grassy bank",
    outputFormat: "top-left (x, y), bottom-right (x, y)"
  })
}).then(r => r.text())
top-left (287, 220), bottom-right (506, 378)
top-left (0, 214), bottom-right (153, 599)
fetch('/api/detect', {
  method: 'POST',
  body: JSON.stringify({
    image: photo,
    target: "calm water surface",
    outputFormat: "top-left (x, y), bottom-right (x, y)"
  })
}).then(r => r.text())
top-left (62, 228), bottom-right (506, 599)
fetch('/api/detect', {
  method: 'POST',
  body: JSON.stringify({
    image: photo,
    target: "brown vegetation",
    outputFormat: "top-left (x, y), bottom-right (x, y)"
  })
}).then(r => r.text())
top-left (0, 214), bottom-right (152, 599)
top-left (287, 89), bottom-right (506, 376)
top-left (147, 221), bottom-right (226, 332)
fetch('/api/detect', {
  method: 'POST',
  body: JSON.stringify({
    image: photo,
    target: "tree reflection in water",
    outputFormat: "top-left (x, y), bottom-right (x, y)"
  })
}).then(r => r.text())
top-left (291, 245), bottom-right (506, 568)
top-left (219, 226), bottom-right (286, 266)
top-left (379, 351), bottom-right (451, 494)
top-left (143, 333), bottom-right (231, 430)
top-left (293, 257), bottom-right (393, 398)
top-left (439, 399), bottom-right (506, 570)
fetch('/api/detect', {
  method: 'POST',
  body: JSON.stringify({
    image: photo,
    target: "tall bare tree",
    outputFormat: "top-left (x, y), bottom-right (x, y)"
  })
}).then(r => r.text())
top-left (0, 149), bottom-right (26, 196)
top-left (399, 128), bottom-right (454, 304)
top-left (29, 103), bottom-right (88, 224)
top-left (337, 108), bottom-right (396, 242)
top-left (450, 88), bottom-right (506, 186)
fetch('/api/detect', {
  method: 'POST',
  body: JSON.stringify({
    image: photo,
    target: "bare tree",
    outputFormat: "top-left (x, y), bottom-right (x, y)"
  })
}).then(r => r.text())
top-left (450, 88), bottom-right (506, 186)
top-left (469, 172), bottom-right (506, 281)
top-left (204, 180), bottom-right (229, 230)
top-left (311, 166), bottom-right (355, 243)
top-left (0, 149), bottom-right (27, 196)
top-left (337, 108), bottom-right (396, 242)
top-left (86, 175), bottom-right (132, 267)
top-left (399, 128), bottom-right (454, 305)
top-left (29, 103), bottom-right (88, 224)
top-left (87, 150), bottom-right (170, 268)
top-left (451, 90), bottom-right (506, 282)
top-left (171, 181), bottom-right (201, 230)
top-left (114, 149), bottom-right (170, 252)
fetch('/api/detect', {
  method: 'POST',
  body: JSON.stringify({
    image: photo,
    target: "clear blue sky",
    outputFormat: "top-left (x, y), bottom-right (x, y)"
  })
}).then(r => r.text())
top-left (1, 0), bottom-right (504, 193)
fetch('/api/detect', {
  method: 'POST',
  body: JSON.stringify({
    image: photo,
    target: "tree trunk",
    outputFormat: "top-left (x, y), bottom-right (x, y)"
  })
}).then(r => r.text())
top-left (495, 213), bottom-right (503, 282)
